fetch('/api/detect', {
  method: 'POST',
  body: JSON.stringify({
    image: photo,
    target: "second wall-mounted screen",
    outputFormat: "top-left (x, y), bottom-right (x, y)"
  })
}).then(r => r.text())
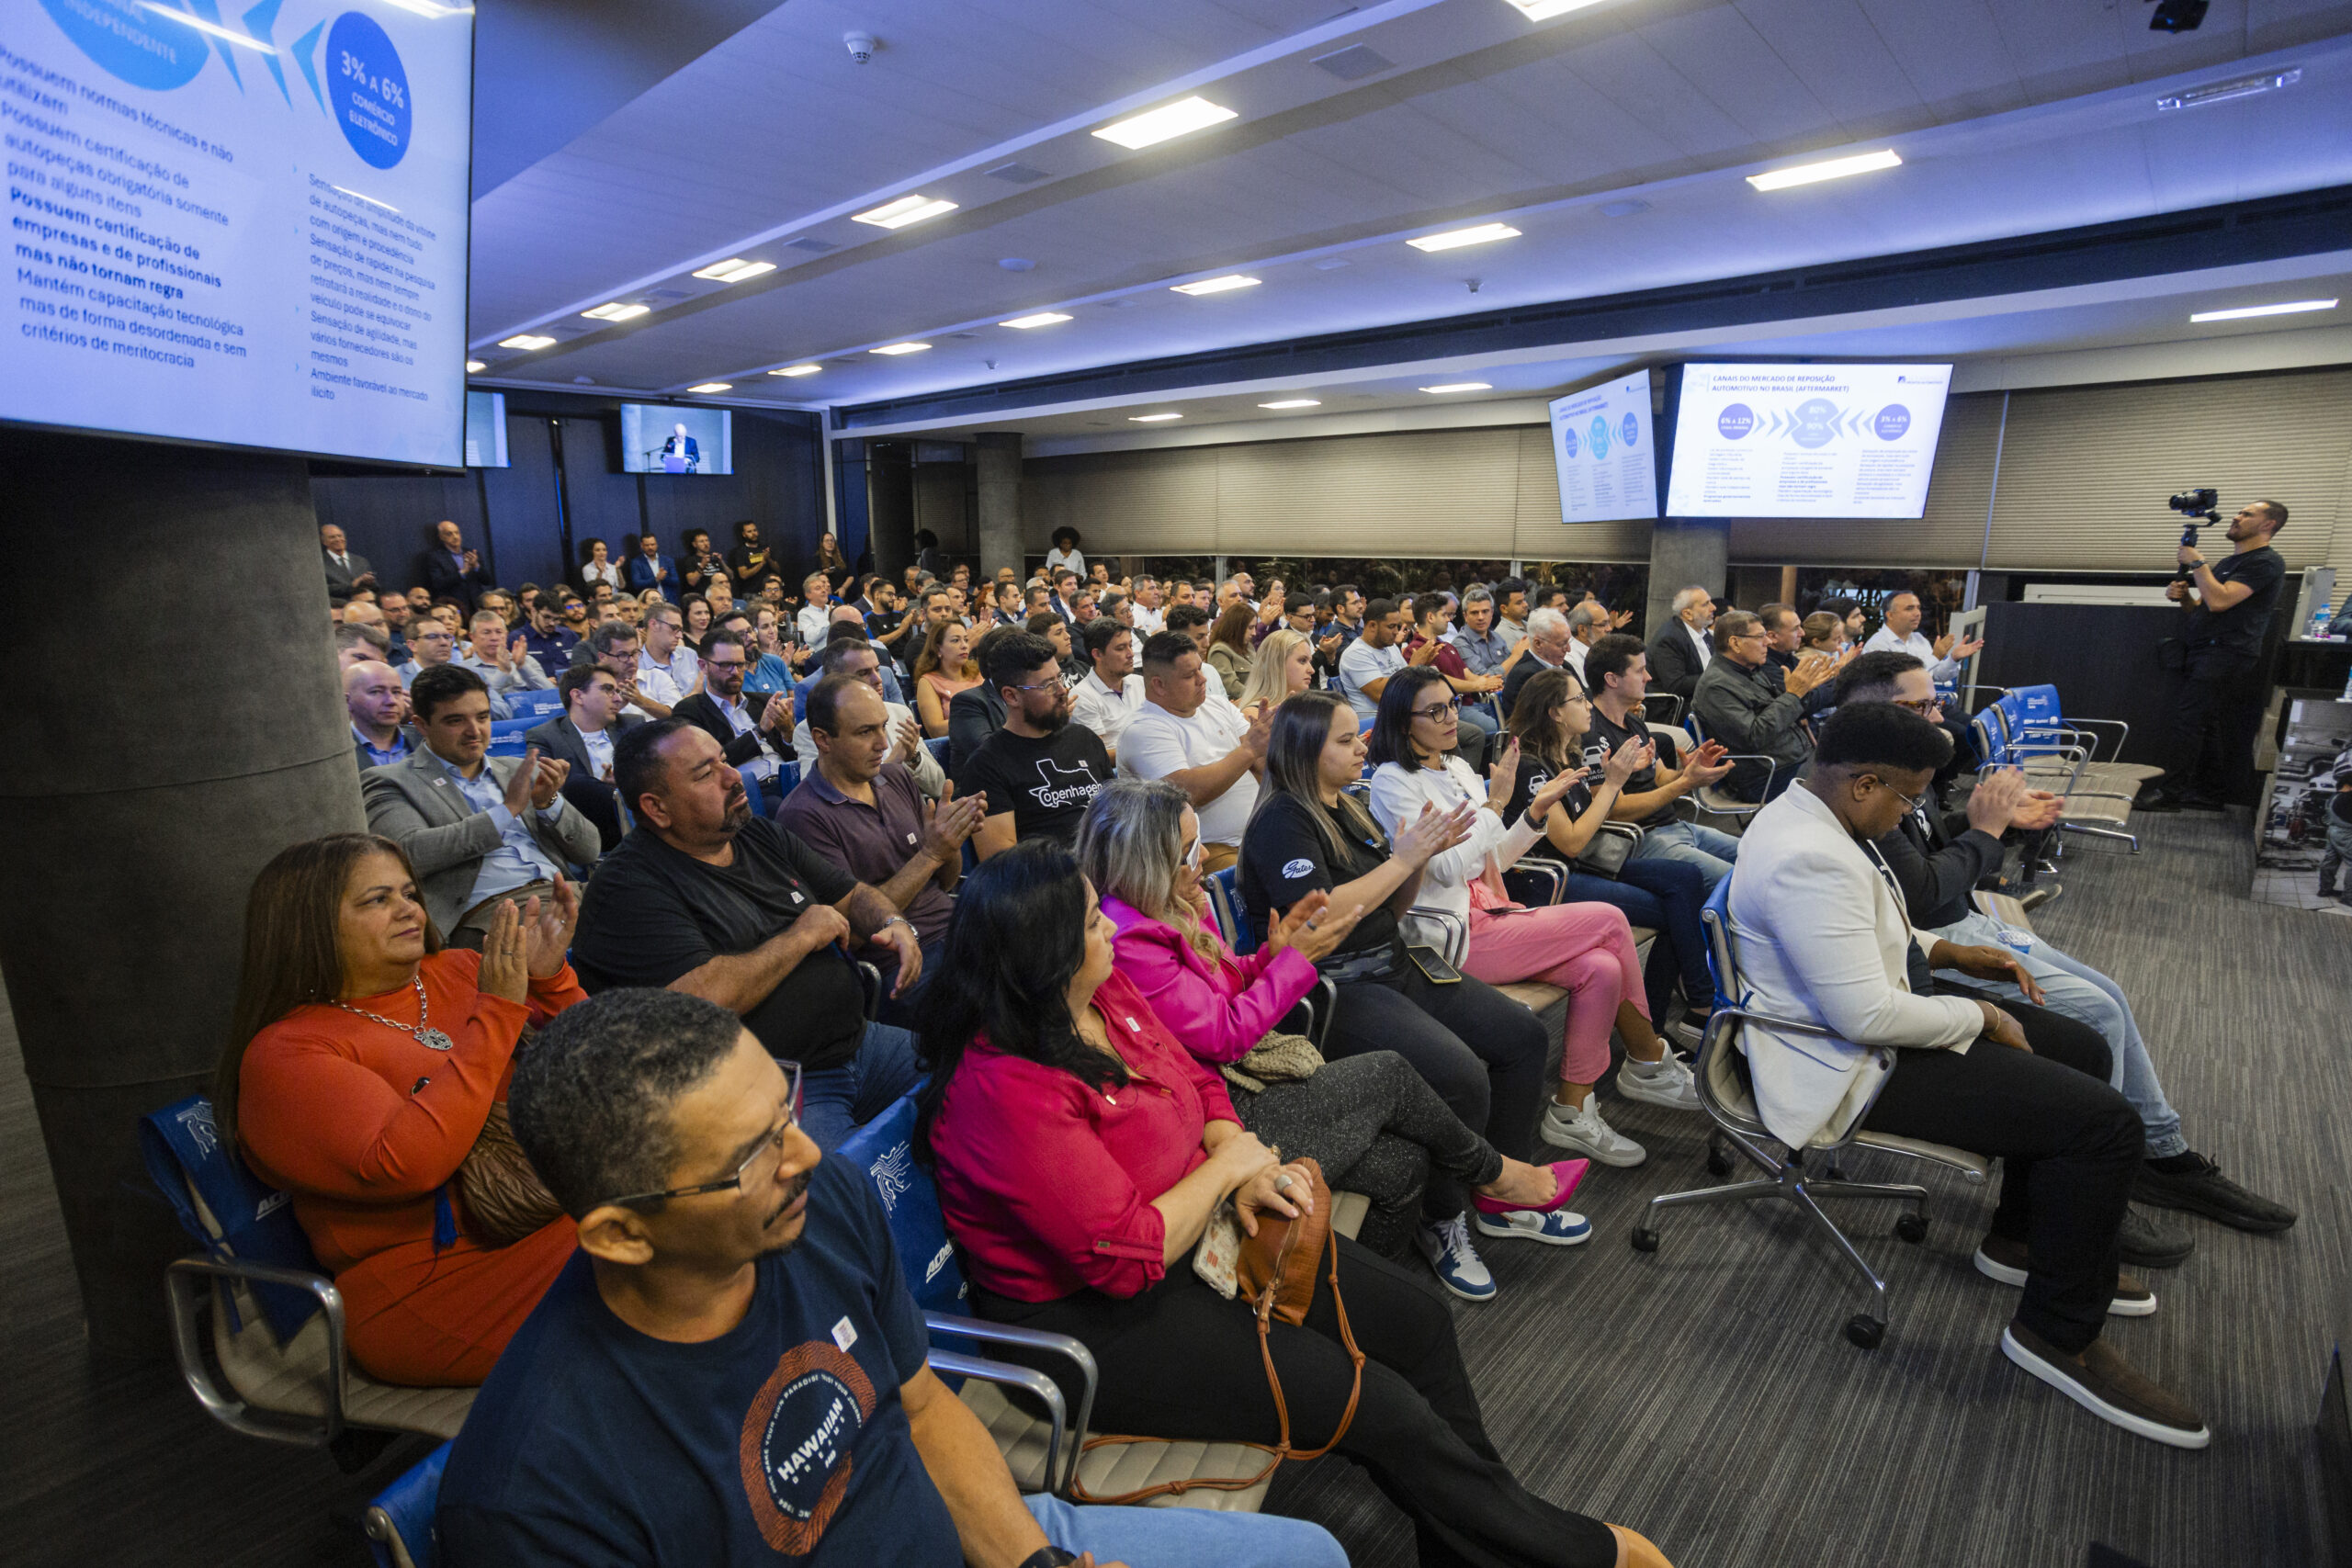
top-left (1664, 363), bottom-right (1951, 518)
top-left (1547, 370), bottom-right (1657, 524)
top-left (619, 404), bottom-right (732, 474)
top-left (464, 390), bottom-right (507, 468)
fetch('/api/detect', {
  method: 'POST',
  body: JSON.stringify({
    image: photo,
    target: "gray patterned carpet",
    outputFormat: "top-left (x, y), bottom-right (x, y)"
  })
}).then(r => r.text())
top-left (1268, 807), bottom-right (2352, 1567)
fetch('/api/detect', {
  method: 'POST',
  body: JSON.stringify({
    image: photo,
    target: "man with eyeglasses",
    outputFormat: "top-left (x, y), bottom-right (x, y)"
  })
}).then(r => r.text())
top-left (956, 631), bottom-right (1113, 860)
top-left (673, 630), bottom-right (796, 798)
top-left (1691, 610), bottom-right (1835, 803)
top-left (1498, 605), bottom-right (1576, 724)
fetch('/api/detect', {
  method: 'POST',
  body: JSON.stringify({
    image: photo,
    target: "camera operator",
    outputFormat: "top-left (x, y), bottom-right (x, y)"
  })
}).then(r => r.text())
top-left (2141, 499), bottom-right (2288, 812)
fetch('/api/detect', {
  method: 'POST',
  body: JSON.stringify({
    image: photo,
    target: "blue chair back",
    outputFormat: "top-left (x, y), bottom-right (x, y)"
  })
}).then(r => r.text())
top-left (834, 1091), bottom-right (975, 1366)
top-left (486, 736), bottom-right (528, 760)
top-left (1700, 874), bottom-right (1736, 1002)
top-left (1204, 865), bottom-right (1255, 956)
top-left (487, 716), bottom-right (537, 739)
top-left (925, 736), bottom-right (951, 769)
top-left (139, 1095), bottom-right (322, 1340)
top-left (507, 689), bottom-right (564, 722)
top-left (365, 1440), bottom-right (450, 1568)
top-left (1998, 684), bottom-right (2066, 759)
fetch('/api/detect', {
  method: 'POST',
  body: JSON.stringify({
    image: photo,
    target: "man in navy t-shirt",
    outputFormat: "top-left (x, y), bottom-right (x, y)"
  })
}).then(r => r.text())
top-left (442, 987), bottom-right (1343, 1568)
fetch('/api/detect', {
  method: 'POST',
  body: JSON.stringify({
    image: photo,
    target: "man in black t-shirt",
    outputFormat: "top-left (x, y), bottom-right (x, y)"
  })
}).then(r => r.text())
top-left (573, 718), bottom-right (927, 1150)
top-left (1582, 635), bottom-right (1740, 891)
top-left (956, 631), bottom-right (1113, 858)
top-left (2143, 500), bottom-right (2289, 810)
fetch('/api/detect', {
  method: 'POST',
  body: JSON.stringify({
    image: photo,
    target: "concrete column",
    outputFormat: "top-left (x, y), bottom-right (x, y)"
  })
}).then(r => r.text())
top-left (1645, 516), bottom-right (1729, 637)
top-left (865, 439), bottom-right (914, 581)
top-left (975, 431), bottom-right (1023, 582)
top-left (0, 431), bottom-right (365, 1357)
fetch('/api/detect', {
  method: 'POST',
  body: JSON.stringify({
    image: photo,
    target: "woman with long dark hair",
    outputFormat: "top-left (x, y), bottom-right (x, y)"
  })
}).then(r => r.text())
top-left (216, 833), bottom-right (584, 1385)
top-left (575, 536), bottom-right (622, 596)
top-left (1236, 691), bottom-right (1553, 1302)
top-left (917, 841), bottom-right (1667, 1568)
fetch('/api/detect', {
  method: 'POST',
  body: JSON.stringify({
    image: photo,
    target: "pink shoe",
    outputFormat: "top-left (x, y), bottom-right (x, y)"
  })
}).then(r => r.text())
top-left (1471, 1158), bottom-right (1588, 1216)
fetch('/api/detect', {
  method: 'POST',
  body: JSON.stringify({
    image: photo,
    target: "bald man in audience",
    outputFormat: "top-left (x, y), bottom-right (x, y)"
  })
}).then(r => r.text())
top-left (345, 660), bottom-right (416, 770)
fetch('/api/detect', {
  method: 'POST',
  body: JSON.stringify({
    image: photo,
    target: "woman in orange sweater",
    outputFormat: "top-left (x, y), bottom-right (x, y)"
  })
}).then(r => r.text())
top-left (216, 833), bottom-right (586, 1387)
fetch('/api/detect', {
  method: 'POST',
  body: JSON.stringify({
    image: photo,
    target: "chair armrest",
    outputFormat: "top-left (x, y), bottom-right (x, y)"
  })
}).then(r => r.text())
top-left (1406, 905), bottom-right (1467, 968)
top-left (857, 961), bottom-right (882, 1022)
top-left (923, 1313), bottom-right (1099, 1496)
top-left (165, 1256), bottom-right (349, 1447)
top-left (929, 1346), bottom-right (1069, 1497)
top-left (1642, 694), bottom-right (1683, 727)
top-left (1687, 754), bottom-right (1776, 818)
top-left (1505, 856), bottom-right (1566, 907)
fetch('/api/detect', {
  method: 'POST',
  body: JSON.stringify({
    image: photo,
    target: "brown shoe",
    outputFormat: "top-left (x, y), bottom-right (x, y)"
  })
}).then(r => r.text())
top-left (2001, 1321), bottom-right (2210, 1449)
top-left (1973, 1232), bottom-right (2156, 1317)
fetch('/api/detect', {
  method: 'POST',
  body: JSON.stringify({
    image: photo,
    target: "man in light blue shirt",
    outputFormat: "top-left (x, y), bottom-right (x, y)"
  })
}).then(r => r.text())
top-left (455, 609), bottom-right (552, 719)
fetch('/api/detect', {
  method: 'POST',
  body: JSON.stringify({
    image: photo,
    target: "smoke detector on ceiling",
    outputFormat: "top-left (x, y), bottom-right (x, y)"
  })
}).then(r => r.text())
top-left (844, 31), bottom-right (876, 63)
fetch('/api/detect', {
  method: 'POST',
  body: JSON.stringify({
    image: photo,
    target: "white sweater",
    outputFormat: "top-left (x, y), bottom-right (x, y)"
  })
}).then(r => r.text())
top-left (1366, 757), bottom-right (1545, 942)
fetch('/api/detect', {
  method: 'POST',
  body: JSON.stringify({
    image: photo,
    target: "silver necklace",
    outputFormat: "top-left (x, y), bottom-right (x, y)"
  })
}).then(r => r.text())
top-left (334, 976), bottom-right (454, 1052)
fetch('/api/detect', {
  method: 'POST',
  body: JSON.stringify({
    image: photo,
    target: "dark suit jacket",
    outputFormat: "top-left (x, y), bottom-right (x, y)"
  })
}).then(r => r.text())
top-left (947, 683), bottom-right (1008, 774)
top-left (1873, 805), bottom-right (2004, 931)
top-left (323, 550), bottom-right (374, 604)
top-left (1644, 623), bottom-right (1709, 705)
top-left (673, 692), bottom-right (787, 771)
top-left (525, 713), bottom-right (641, 852)
top-left (419, 548), bottom-right (491, 611)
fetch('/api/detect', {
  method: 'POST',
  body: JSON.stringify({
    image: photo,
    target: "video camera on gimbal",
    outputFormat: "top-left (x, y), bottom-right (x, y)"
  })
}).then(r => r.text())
top-left (2169, 488), bottom-right (2221, 581)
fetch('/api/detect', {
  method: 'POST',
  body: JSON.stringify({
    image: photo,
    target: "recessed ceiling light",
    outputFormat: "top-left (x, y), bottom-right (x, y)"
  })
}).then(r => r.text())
top-left (1093, 96), bottom-right (1237, 150)
top-left (2157, 68), bottom-right (2301, 111)
top-left (581, 302), bottom-right (650, 321)
top-left (464, 359), bottom-right (485, 372)
top-left (1408, 222), bottom-right (1521, 253)
top-left (769, 364), bottom-right (823, 377)
top-left (1171, 275), bottom-right (1261, 296)
top-left (498, 334), bottom-right (556, 350)
top-left (1500, 0), bottom-right (1612, 19)
top-left (871, 341), bottom-right (931, 355)
top-left (852, 194), bottom-right (959, 229)
top-left (1001, 311), bottom-right (1073, 329)
top-left (686, 382), bottom-right (731, 393)
top-left (1129, 412), bottom-right (1183, 423)
top-left (691, 258), bottom-right (775, 283)
top-left (2189, 299), bottom-right (2337, 322)
top-left (1259, 399), bottom-right (1320, 409)
top-left (1746, 149), bottom-right (1903, 191)
top-left (1420, 382), bottom-right (1492, 393)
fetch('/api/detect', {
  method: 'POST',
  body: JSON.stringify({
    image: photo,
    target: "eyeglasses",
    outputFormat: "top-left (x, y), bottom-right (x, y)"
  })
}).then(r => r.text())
top-left (1181, 836), bottom-right (1204, 870)
top-left (1009, 672), bottom-right (1075, 694)
top-left (603, 1062), bottom-right (802, 1208)
top-left (1892, 696), bottom-right (1942, 715)
top-left (1729, 630), bottom-right (1768, 644)
top-left (1410, 697), bottom-right (1461, 721)
top-left (1867, 775), bottom-right (1928, 814)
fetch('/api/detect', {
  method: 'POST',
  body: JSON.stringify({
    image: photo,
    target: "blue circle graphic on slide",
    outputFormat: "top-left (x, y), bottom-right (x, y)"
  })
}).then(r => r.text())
top-left (1790, 397), bottom-right (1840, 448)
top-left (1873, 403), bottom-right (1912, 441)
top-left (1559, 427), bottom-right (1578, 459)
top-left (1588, 416), bottom-right (1611, 459)
top-left (1621, 412), bottom-right (1639, 448)
top-left (1716, 403), bottom-right (1755, 440)
top-left (40, 0), bottom-right (208, 89)
top-left (330, 11), bottom-right (413, 170)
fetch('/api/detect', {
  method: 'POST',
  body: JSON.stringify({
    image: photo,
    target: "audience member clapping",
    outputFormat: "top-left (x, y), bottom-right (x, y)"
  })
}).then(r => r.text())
top-left (1117, 630), bottom-right (1271, 874)
top-left (787, 637), bottom-right (943, 795)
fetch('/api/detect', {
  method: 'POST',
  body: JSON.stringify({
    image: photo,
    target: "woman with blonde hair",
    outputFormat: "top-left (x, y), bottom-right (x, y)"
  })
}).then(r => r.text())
top-left (912, 616), bottom-right (983, 738)
top-left (1237, 626), bottom-right (1316, 709)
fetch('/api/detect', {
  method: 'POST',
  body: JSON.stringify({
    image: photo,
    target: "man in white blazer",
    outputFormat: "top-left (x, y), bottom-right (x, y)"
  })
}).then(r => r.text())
top-left (1726, 702), bottom-right (2209, 1450)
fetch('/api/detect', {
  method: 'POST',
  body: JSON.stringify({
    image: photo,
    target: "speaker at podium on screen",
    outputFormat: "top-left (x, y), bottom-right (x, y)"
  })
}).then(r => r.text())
top-left (658, 423), bottom-right (701, 474)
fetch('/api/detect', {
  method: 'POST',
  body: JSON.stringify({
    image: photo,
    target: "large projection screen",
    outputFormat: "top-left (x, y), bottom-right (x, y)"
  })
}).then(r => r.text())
top-left (4, 0), bottom-right (473, 465)
top-left (1547, 370), bottom-right (1658, 524)
top-left (1664, 363), bottom-right (1952, 519)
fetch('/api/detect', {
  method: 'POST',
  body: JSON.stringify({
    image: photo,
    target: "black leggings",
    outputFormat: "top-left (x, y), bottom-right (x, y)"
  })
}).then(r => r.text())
top-left (1863, 993), bottom-right (2140, 1355)
top-left (975, 1240), bottom-right (1617, 1568)
top-left (1321, 967), bottom-right (1549, 1222)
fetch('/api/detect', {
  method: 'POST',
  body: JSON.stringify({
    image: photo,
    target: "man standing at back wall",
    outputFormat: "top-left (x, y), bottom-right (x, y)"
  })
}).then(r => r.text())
top-left (2140, 500), bottom-right (2290, 812)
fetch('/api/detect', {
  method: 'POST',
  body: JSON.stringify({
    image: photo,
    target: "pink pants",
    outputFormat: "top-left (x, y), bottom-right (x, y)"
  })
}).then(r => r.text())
top-left (1459, 901), bottom-right (1649, 1088)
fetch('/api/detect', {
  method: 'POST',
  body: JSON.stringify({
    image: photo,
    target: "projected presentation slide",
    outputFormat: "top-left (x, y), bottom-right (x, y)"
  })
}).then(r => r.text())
top-left (1547, 370), bottom-right (1657, 523)
top-left (1665, 364), bottom-right (1952, 519)
top-left (621, 404), bottom-right (731, 476)
top-left (3, 0), bottom-right (471, 465)
top-left (464, 389), bottom-right (505, 468)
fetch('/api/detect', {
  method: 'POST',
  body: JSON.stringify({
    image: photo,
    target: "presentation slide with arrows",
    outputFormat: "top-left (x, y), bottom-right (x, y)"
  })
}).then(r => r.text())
top-left (4, 0), bottom-right (471, 464)
top-left (1664, 363), bottom-right (1952, 520)
top-left (1547, 369), bottom-right (1658, 524)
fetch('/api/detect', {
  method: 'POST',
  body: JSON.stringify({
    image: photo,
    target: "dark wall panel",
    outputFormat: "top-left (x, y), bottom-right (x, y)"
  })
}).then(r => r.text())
top-left (311, 471), bottom-right (483, 596)
top-left (481, 414), bottom-right (567, 592)
top-left (557, 416), bottom-right (645, 572)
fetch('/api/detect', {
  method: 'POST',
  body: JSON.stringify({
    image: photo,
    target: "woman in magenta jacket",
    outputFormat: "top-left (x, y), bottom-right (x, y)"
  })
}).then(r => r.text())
top-left (1074, 779), bottom-right (1582, 1269)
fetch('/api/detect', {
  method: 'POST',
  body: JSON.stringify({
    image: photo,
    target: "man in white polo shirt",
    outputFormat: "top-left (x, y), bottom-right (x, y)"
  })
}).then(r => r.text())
top-left (1118, 630), bottom-right (1272, 874)
top-left (1071, 618), bottom-right (1147, 757)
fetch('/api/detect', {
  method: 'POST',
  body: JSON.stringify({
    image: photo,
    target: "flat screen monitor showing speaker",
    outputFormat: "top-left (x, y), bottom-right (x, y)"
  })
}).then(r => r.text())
top-left (1546, 370), bottom-right (1658, 523)
top-left (620, 404), bottom-right (731, 475)
top-left (4, 0), bottom-right (474, 465)
top-left (464, 391), bottom-right (506, 468)
top-left (1664, 363), bottom-right (1952, 519)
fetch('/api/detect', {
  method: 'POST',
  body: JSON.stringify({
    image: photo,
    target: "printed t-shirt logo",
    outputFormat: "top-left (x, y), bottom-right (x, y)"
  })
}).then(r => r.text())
top-left (1026, 758), bottom-right (1102, 810)
top-left (1282, 858), bottom-right (1316, 879)
top-left (739, 1341), bottom-right (876, 1553)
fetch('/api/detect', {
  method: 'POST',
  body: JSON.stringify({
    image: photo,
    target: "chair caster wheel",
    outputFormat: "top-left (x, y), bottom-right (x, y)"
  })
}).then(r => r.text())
top-left (1631, 1226), bottom-right (1660, 1253)
top-left (1895, 1213), bottom-right (1928, 1244)
top-left (1705, 1148), bottom-right (1734, 1178)
top-left (1845, 1314), bottom-right (1885, 1350)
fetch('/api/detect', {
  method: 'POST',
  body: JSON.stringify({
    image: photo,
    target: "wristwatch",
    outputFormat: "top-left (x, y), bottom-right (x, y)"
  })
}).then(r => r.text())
top-left (1016, 1550), bottom-right (1079, 1568)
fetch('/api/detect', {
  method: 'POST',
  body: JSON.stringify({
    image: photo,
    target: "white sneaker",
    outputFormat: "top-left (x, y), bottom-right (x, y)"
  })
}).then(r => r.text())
top-left (1541, 1098), bottom-right (1647, 1167)
top-left (1415, 1214), bottom-right (1497, 1302)
top-left (1473, 1207), bottom-right (1592, 1247)
top-left (1617, 1050), bottom-right (1702, 1111)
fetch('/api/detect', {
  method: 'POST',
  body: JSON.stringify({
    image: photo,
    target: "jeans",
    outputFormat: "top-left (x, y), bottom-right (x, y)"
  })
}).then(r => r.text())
top-left (1928, 909), bottom-right (2186, 1157)
top-left (2163, 649), bottom-right (2260, 801)
top-left (1559, 857), bottom-right (1715, 1019)
top-left (798, 1021), bottom-right (922, 1150)
top-left (2319, 816), bottom-right (2352, 898)
top-left (1025, 1494), bottom-right (1347, 1568)
top-left (876, 940), bottom-right (944, 1030)
top-left (1629, 818), bottom-right (1741, 892)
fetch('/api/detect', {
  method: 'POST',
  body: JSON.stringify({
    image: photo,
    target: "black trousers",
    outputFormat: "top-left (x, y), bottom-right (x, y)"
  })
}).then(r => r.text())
top-left (1321, 967), bottom-right (1549, 1221)
top-left (975, 1240), bottom-right (1618, 1568)
top-left (1861, 994), bottom-right (2140, 1355)
top-left (2162, 648), bottom-right (2260, 801)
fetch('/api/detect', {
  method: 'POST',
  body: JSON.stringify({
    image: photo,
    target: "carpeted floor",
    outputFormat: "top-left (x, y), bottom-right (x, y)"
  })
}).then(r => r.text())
top-left (2, 807), bottom-right (2344, 1566)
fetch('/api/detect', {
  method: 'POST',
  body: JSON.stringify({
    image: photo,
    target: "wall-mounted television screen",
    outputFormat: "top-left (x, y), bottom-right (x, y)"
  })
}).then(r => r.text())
top-left (1663, 363), bottom-right (1952, 519)
top-left (3, 0), bottom-right (473, 465)
top-left (1547, 370), bottom-right (1658, 523)
top-left (620, 404), bottom-right (731, 475)
top-left (464, 390), bottom-right (507, 468)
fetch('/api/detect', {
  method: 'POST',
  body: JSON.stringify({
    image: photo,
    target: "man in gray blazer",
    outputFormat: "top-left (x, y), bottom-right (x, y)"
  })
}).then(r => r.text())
top-left (321, 524), bottom-right (375, 605)
top-left (364, 664), bottom-right (603, 942)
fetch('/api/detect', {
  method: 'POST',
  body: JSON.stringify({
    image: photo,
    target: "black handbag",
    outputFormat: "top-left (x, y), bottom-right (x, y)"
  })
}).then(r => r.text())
top-left (1575, 828), bottom-right (1637, 879)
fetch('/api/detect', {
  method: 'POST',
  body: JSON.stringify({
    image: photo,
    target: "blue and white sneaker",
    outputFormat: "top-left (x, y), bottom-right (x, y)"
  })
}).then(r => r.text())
top-left (1415, 1214), bottom-right (1497, 1302)
top-left (1473, 1207), bottom-right (1592, 1247)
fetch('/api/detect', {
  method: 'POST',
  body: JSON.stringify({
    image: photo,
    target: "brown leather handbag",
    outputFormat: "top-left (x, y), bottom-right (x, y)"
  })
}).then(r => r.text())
top-left (1068, 1157), bottom-right (1364, 1504)
top-left (454, 1100), bottom-right (566, 1246)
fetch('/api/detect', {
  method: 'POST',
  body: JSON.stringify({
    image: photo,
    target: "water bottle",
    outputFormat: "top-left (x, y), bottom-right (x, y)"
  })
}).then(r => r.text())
top-left (2314, 604), bottom-right (2335, 641)
top-left (1996, 928), bottom-right (2033, 956)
